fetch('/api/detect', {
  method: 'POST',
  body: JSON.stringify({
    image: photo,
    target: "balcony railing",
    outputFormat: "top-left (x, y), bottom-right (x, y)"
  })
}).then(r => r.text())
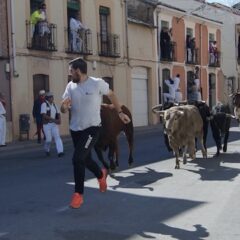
top-left (26, 20), bottom-right (57, 51)
top-left (160, 41), bottom-right (176, 62)
top-left (65, 28), bottom-right (92, 55)
top-left (186, 48), bottom-right (199, 65)
top-left (209, 51), bottom-right (221, 67)
top-left (97, 33), bottom-right (120, 57)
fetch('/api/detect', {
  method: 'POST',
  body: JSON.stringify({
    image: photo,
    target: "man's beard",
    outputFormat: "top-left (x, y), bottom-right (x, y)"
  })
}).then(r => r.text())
top-left (72, 77), bottom-right (80, 83)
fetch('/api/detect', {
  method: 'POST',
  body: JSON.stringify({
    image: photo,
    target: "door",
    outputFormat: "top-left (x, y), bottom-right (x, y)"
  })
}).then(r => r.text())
top-left (33, 74), bottom-right (49, 100)
top-left (209, 73), bottom-right (216, 108)
top-left (131, 67), bottom-right (148, 126)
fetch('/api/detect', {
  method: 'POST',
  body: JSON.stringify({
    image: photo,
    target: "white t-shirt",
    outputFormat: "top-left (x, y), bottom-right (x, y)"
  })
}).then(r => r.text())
top-left (70, 18), bottom-right (85, 32)
top-left (173, 77), bottom-right (180, 91)
top-left (41, 101), bottom-right (59, 120)
top-left (62, 77), bottom-right (109, 131)
top-left (165, 79), bottom-right (176, 98)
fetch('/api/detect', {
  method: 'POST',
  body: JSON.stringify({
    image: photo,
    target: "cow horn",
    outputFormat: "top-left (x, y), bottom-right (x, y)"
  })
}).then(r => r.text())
top-left (152, 104), bottom-right (163, 113)
top-left (226, 114), bottom-right (236, 119)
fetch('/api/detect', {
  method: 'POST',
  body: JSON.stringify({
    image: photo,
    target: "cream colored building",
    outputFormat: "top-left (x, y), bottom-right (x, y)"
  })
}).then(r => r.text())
top-left (6, 0), bottom-right (159, 141)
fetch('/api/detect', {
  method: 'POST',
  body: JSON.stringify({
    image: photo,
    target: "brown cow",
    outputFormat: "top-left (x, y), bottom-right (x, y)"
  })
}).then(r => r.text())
top-left (153, 104), bottom-right (207, 169)
top-left (94, 104), bottom-right (134, 171)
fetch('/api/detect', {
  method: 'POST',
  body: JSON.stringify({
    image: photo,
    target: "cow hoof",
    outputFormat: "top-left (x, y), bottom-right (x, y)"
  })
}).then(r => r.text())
top-left (223, 146), bottom-right (227, 152)
top-left (175, 165), bottom-right (180, 169)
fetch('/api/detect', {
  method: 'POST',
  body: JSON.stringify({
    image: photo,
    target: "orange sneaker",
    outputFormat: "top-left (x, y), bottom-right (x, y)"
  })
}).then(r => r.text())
top-left (98, 169), bottom-right (108, 192)
top-left (70, 193), bottom-right (83, 209)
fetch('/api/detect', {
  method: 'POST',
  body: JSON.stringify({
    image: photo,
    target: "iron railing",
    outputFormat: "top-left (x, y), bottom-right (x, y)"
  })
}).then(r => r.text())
top-left (65, 28), bottom-right (92, 55)
top-left (26, 20), bottom-right (57, 51)
top-left (97, 33), bottom-right (120, 57)
top-left (160, 41), bottom-right (176, 62)
top-left (209, 51), bottom-right (221, 67)
top-left (186, 48), bottom-right (199, 65)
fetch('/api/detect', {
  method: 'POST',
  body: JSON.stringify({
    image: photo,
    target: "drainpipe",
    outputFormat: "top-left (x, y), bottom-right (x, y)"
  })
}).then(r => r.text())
top-left (124, 0), bottom-right (130, 66)
top-left (10, 0), bottom-right (18, 78)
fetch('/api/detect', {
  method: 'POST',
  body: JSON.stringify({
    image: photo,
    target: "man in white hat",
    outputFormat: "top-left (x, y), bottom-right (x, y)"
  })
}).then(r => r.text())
top-left (41, 92), bottom-right (64, 157)
top-left (32, 89), bottom-right (46, 143)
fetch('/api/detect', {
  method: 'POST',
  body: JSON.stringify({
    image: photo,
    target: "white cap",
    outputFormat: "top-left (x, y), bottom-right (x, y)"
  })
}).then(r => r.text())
top-left (46, 92), bottom-right (54, 97)
top-left (39, 90), bottom-right (45, 95)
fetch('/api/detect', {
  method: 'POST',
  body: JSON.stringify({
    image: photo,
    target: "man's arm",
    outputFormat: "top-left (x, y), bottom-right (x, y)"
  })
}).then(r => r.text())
top-left (105, 90), bottom-right (131, 124)
top-left (60, 98), bottom-right (71, 113)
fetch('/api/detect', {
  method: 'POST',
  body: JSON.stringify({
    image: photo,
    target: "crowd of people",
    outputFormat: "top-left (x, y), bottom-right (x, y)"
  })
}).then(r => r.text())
top-left (163, 73), bottom-right (202, 104)
top-left (160, 27), bottom-right (219, 65)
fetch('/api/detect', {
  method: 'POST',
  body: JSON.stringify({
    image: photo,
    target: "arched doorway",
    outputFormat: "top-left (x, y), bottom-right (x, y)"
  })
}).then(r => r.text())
top-left (209, 73), bottom-right (216, 108)
top-left (187, 71), bottom-right (194, 101)
top-left (33, 74), bottom-right (49, 100)
top-left (131, 67), bottom-right (148, 126)
top-left (162, 68), bottom-right (171, 102)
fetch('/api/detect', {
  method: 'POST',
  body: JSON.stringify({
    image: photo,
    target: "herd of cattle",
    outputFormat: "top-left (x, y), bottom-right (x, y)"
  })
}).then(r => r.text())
top-left (96, 92), bottom-right (240, 171)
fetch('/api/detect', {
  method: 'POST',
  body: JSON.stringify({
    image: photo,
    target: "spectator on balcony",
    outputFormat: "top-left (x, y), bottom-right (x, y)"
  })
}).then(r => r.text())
top-left (160, 27), bottom-right (171, 60)
top-left (186, 35), bottom-right (191, 62)
top-left (189, 37), bottom-right (196, 63)
top-left (210, 41), bottom-right (218, 65)
top-left (31, 3), bottom-right (49, 37)
top-left (70, 13), bottom-right (87, 52)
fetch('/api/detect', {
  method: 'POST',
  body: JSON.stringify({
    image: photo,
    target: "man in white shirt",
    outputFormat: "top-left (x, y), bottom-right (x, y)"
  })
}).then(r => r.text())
top-left (0, 93), bottom-right (6, 147)
top-left (41, 92), bottom-right (64, 157)
top-left (70, 13), bottom-right (86, 52)
top-left (61, 58), bottom-right (130, 209)
top-left (163, 78), bottom-right (176, 103)
top-left (173, 74), bottom-right (182, 102)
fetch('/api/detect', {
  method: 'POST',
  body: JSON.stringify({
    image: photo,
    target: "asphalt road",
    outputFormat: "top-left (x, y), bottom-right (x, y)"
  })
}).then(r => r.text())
top-left (0, 124), bottom-right (240, 240)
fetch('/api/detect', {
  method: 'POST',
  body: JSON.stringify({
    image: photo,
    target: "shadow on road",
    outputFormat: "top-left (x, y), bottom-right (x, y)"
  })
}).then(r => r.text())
top-left (110, 167), bottom-right (172, 191)
top-left (186, 153), bottom-right (240, 181)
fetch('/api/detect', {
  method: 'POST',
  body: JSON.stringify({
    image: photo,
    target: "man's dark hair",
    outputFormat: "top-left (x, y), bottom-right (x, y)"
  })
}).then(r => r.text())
top-left (70, 58), bottom-right (87, 74)
top-left (176, 74), bottom-right (180, 78)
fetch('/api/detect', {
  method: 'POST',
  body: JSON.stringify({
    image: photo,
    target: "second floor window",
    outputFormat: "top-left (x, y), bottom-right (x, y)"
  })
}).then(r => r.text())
top-left (99, 6), bottom-right (110, 54)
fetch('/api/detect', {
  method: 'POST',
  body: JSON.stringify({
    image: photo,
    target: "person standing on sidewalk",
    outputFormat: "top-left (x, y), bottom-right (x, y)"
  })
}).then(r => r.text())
top-left (41, 92), bottom-right (64, 157)
top-left (61, 58), bottom-right (130, 209)
top-left (32, 90), bottom-right (46, 143)
top-left (0, 92), bottom-right (6, 147)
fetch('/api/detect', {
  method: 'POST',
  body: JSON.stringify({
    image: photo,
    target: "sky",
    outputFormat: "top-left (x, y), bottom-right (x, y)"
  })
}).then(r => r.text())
top-left (206, 0), bottom-right (239, 6)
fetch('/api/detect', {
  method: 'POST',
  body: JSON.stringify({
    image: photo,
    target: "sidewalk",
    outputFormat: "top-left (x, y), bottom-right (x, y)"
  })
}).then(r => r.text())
top-left (0, 124), bottom-right (163, 153)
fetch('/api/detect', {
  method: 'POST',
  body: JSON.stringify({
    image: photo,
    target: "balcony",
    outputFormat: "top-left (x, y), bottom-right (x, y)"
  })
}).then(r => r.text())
top-left (26, 20), bottom-right (57, 51)
top-left (209, 51), bottom-right (221, 67)
top-left (160, 41), bottom-right (176, 62)
top-left (186, 48), bottom-right (199, 65)
top-left (65, 28), bottom-right (92, 55)
top-left (97, 33), bottom-right (120, 58)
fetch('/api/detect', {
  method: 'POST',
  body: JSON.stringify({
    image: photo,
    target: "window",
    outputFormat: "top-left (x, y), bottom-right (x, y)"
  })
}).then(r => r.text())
top-left (99, 6), bottom-right (110, 54)
top-left (161, 21), bottom-right (169, 29)
top-left (30, 0), bottom-right (42, 14)
top-left (186, 28), bottom-right (193, 38)
top-left (209, 33), bottom-right (215, 42)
